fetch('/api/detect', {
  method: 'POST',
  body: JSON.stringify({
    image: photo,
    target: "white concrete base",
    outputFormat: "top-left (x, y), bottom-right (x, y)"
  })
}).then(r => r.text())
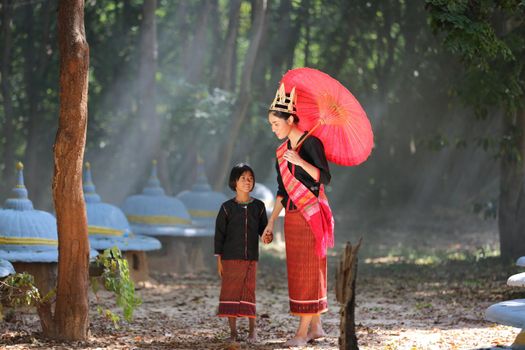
top-left (508, 273), bottom-right (525, 287)
top-left (486, 299), bottom-right (525, 329)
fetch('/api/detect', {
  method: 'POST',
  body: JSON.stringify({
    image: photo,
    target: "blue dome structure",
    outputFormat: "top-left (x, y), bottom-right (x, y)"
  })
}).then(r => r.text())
top-left (0, 258), bottom-right (15, 278)
top-left (176, 161), bottom-right (228, 235)
top-left (122, 161), bottom-right (196, 236)
top-left (0, 162), bottom-right (97, 294)
top-left (84, 162), bottom-right (161, 252)
top-left (0, 162), bottom-right (59, 263)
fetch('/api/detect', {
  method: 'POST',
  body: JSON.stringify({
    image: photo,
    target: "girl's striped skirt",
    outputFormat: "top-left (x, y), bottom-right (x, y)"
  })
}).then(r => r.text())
top-left (218, 259), bottom-right (257, 318)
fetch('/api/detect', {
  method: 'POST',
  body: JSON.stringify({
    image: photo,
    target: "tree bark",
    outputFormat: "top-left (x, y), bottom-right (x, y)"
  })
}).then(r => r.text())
top-left (1, 0), bottom-right (15, 186)
top-left (336, 240), bottom-right (362, 350)
top-left (51, 0), bottom-right (90, 340)
top-left (498, 106), bottom-right (525, 261)
top-left (212, 0), bottom-right (268, 190)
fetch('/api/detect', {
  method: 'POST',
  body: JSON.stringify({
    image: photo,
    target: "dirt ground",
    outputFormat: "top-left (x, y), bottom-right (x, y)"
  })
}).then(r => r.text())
top-left (1, 211), bottom-right (523, 349)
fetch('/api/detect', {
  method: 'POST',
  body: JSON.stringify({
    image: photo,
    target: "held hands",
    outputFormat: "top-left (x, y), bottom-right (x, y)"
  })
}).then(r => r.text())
top-left (262, 222), bottom-right (274, 244)
top-left (262, 231), bottom-right (273, 244)
top-left (283, 150), bottom-right (303, 166)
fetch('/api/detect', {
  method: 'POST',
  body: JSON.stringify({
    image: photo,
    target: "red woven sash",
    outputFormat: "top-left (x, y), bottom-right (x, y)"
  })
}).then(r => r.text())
top-left (277, 141), bottom-right (334, 257)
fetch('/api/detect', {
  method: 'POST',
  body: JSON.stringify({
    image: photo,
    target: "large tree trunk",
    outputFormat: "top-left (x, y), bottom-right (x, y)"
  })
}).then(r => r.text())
top-left (51, 0), bottom-right (90, 340)
top-left (1, 0), bottom-right (15, 187)
top-left (212, 0), bottom-right (268, 190)
top-left (213, 0), bottom-right (242, 91)
top-left (498, 107), bottom-right (525, 261)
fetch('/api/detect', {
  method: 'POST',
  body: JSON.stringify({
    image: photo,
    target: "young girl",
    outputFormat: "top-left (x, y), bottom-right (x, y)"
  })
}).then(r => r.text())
top-left (214, 163), bottom-right (272, 342)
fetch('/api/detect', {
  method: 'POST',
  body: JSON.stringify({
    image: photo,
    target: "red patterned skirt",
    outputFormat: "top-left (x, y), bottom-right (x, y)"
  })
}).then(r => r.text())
top-left (284, 210), bottom-right (328, 315)
top-left (218, 259), bottom-right (257, 318)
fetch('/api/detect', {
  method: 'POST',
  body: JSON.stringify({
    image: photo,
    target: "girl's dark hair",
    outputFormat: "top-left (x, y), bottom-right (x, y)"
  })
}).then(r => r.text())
top-left (229, 163), bottom-right (255, 191)
top-left (269, 110), bottom-right (300, 124)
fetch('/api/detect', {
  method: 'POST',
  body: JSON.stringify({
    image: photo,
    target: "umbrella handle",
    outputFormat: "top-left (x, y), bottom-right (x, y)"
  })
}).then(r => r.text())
top-left (293, 122), bottom-right (321, 151)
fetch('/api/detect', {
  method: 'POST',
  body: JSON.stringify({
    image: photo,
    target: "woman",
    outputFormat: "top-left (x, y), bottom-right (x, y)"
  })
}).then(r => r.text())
top-left (264, 83), bottom-right (333, 347)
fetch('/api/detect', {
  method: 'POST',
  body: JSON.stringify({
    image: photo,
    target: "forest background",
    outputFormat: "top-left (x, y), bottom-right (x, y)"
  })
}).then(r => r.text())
top-left (0, 0), bottom-right (524, 259)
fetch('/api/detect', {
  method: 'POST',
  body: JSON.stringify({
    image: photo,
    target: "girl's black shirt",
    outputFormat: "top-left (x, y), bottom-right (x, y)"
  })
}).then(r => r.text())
top-left (214, 198), bottom-right (268, 261)
top-left (275, 133), bottom-right (331, 210)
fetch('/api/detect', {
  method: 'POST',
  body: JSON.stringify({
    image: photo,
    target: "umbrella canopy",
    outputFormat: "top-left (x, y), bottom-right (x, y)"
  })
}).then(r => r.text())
top-left (281, 67), bottom-right (374, 166)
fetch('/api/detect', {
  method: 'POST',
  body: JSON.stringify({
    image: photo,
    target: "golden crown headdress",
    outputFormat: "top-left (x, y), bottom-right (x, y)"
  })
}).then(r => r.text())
top-left (269, 83), bottom-right (297, 115)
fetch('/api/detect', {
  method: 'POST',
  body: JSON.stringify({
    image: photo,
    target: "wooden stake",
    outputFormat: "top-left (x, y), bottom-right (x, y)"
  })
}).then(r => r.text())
top-left (336, 239), bottom-right (362, 350)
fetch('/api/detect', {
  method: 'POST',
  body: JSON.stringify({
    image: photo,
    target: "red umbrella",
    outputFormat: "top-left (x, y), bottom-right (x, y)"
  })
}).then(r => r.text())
top-left (281, 67), bottom-right (373, 166)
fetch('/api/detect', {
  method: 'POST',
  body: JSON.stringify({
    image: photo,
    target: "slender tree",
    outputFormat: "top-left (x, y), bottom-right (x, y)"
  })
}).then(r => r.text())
top-left (50, 0), bottom-right (90, 339)
top-left (213, 0), bottom-right (242, 91)
top-left (22, 0), bottom-right (54, 207)
top-left (136, 0), bottom-right (159, 171)
top-left (184, 0), bottom-right (214, 85)
top-left (213, 0), bottom-right (268, 190)
top-left (1, 0), bottom-right (15, 185)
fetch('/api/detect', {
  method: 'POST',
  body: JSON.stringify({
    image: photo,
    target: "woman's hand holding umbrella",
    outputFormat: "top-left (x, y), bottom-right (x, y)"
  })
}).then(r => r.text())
top-left (283, 150), bottom-right (303, 166)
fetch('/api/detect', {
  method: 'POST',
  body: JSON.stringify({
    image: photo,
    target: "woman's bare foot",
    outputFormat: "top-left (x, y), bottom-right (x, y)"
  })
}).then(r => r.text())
top-left (284, 336), bottom-right (308, 347)
top-left (307, 316), bottom-right (326, 341)
top-left (307, 328), bottom-right (326, 342)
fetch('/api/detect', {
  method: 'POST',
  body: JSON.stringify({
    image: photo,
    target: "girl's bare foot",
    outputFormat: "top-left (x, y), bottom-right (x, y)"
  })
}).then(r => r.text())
top-left (227, 333), bottom-right (238, 342)
top-left (247, 331), bottom-right (258, 344)
top-left (284, 336), bottom-right (308, 347)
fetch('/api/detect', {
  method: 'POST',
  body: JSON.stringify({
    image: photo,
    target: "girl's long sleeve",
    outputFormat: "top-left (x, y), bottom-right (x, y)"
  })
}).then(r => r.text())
top-left (258, 203), bottom-right (268, 236)
top-left (214, 205), bottom-right (228, 255)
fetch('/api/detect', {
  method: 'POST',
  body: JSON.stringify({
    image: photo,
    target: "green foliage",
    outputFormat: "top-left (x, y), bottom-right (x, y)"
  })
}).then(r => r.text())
top-left (425, 0), bottom-right (525, 216)
top-left (91, 247), bottom-right (142, 325)
top-left (426, 0), bottom-right (524, 116)
top-left (0, 250), bottom-right (139, 328)
top-left (0, 273), bottom-right (47, 307)
top-left (3, 0), bottom-right (523, 215)
top-left (0, 272), bottom-right (55, 321)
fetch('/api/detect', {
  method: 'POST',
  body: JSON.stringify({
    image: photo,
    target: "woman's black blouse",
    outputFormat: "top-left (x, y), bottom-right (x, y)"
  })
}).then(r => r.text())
top-left (214, 198), bottom-right (268, 261)
top-left (275, 133), bottom-right (331, 210)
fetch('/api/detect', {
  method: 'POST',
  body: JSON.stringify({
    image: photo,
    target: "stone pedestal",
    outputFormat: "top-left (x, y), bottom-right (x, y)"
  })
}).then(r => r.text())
top-left (124, 250), bottom-right (150, 283)
top-left (147, 236), bottom-right (214, 274)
